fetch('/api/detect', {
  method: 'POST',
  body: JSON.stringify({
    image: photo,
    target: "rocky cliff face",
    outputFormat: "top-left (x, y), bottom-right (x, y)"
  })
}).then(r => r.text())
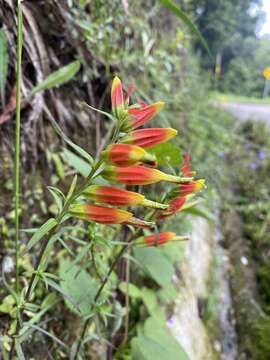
top-left (170, 216), bottom-right (238, 360)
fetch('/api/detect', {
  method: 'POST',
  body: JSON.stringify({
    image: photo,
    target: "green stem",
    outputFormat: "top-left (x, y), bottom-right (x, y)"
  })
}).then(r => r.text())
top-left (14, 0), bottom-right (23, 294)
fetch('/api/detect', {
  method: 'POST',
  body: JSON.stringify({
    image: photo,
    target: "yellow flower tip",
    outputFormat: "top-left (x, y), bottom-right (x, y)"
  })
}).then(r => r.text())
top-left (112, 76), bottom-right (122, 86)
top-left (195, 179), bottom-right (206, 191)
top-left (167, 128), bottom-right (178, 138)
top-left (155, 101), bottom-right (165, 111)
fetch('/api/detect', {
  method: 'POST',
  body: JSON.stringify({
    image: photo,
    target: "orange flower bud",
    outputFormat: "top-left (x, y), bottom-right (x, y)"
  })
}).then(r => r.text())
top-left (181, 154), bottom-right (196, 177)
top-left (83, 185), bottom-right (168, 210)
top-left (70, 203), bottom-right (155, 228)
top-left (70, 203), bottom-right (132, 224)
top-left (157, 196), bottom-right (187, 220)
top-left (102, 144), bottom-right (156, 167)
top-left (136, 232), bottom-right (189, 246)
top-left (178, 179), bottom-right (205, 196)
top-left (127, 102), bottom-right (165, 129)
top-left (102, 165), bottom-right (193, 186)
top-left (111, 77), bottom-right (126, 119)
top-left (157, 179), bottom-right (205, 220)
top-left (122, 128), bottom-right (177, 148)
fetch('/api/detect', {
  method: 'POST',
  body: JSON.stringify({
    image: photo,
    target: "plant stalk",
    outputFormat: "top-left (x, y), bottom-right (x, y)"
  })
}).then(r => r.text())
top-left (14, 0), bottom-right (23, 294)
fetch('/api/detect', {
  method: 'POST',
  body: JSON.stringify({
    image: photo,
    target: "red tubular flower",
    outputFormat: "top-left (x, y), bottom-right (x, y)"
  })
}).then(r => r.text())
top-left (181, 154), bottom-right (196, 177)
top-left (83, 185), bottom-right (168, 209)
top-left (102, 144), bottom-right (156, 167)
top-left (157, 179), bottom-right (205, 220)
top-left (69, 203), bottom-right (155, 228)
top-left (122, 128), bottom-right (178, 148)
top-left (111, 77), bottom-right (124, 117)
top-left (178, 179), bottom-right (205, 196)
top-left (125, 84), bottom-right (134, 105)
top-left (70, 204), bottom-right (132, 224)
top-left (127, 102), bottom-right (165, 129)
top-left (157, 196), bottom-right (187, 220)
top-left (136, 232), bottom-right (190, 246)
top-left (142, 232), bottom-right (176, 246)
top-left (102, 165), bottom-right (193, 186)
top-left (110, 77), bottom-right (164, 128)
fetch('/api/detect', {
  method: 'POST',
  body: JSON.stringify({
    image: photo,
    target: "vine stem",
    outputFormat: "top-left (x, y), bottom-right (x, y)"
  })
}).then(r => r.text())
top-left (14, 0), bottom-right (23, 295)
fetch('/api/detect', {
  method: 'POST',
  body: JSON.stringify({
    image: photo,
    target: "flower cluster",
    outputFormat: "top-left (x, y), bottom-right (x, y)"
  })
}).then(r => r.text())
top-left (157, 154), bottom-right (205, 220)
top-left (70, 77), bottom-right (205, 244)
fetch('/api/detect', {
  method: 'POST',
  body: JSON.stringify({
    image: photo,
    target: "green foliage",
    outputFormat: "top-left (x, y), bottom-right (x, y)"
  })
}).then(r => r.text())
top-left (149, 143), bottom-right (182, 166)
top-left (131, 317), bottom-right (189, 360)
top-left (187, 0), bottom-right (265, 96)
top-left (30, 60), bottom-right (81, 95)
top-left (59, 258), bottom-right (98, 317)
top-left (221, 38), bottom-right (270, 97)
top-left (158, 0), bottom-right (210, 54)
top-left (62, 148), bottom-right (91, 177)
top-left (118, 282), bottom-right (141, 299)
top-left (25, 218), bottom-right (58, 252)
top-left (134, 247), bottom-right (175, 288)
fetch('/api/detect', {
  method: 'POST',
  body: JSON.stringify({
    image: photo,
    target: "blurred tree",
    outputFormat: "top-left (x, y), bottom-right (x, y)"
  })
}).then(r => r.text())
top-left (180, 0), bottom-right (266, 95)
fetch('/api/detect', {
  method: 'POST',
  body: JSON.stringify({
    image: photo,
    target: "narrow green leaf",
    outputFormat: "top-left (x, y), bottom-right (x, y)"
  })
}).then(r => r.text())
top-left (158, 0), bottom-right (210, 55)
top-left (81, 102), bottom-right (116, 122)
top-left (66, 174), bottom-right (77, 202)
top-left (44, 106), bottom-right (93, 164)
top-left (58, 237), bottom-right (75, 256)
top-left (15, 340), bottom-right (25, 360)
top-left (63, 148), bottom-right (91, 177)
top-left (119, 282), bottom-right (142, 298)
top-left (26, 218), bottom-right (58, 252)
top-left (47, 186), bottom-right (65, 200)
top-left (48, 187), bottom-right (63, 213)
top-left (51, 153), bottom-right (65, 180)
top-left (0, 29), bottom-right (8, 107)
top-left (69, 243), bottom-right (91, 269)
top-left (64, 139), bottom-right (93, 165)
top-left (29, 324), bottom-right (68, 349)
top-left (30, 60), bottom-right (81, 95)
top-left (0, 337), bottom-right (10, 360)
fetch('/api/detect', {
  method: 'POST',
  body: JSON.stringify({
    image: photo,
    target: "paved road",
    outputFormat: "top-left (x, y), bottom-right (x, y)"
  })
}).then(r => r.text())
top-left (219, 101), bottom-right (270, 126)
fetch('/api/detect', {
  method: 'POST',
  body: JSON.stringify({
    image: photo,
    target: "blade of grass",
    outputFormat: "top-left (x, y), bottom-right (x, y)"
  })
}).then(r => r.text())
top-left (15, 0), bottom-right (23, 294)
